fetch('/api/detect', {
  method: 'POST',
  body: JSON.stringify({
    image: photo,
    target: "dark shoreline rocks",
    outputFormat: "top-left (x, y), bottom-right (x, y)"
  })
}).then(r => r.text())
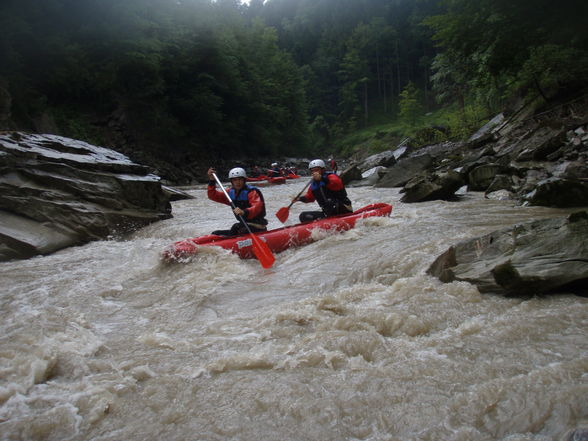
top-left (342, 92), bottom-right (588, 208)
top-left (0, 132), bottom-right (172, 261)
top-left (427, 211), bottom-right (588, 296)
top-left (338, 92), bottom-right (588, 296)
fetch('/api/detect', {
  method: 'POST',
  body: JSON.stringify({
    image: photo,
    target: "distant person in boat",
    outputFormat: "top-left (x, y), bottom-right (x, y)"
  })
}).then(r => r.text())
top-left (251, 165), bottom-right (261, 177)
top-left (207, 167), bottom-right (268, 236)
top-left (268, 162), bottom-right (282, 177)
top-left (329, 157), bottom-right (338, 174)
top-left (291, 159), bottom-right (352, 222)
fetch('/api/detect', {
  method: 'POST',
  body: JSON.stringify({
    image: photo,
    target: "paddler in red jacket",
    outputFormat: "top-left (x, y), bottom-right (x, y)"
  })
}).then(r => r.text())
top-left (291, 159), bottom-right (352, 222)
top-left (207, 167), bottom-right (268, 236)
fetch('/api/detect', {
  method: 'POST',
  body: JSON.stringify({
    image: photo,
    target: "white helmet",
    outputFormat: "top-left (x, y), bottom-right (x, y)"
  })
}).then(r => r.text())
top-left (271, 162), bottom-right (278, 167)
top-left (228, 167), bottom-right (247, 179)
top-left (308, 159), bottom-right (325, 169)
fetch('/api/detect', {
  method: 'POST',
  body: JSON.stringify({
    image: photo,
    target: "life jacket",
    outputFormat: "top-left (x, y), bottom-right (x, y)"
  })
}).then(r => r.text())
top-left (309, 172), bottom-right (351, 212)
top-left (228, 185), bottom-right (268, 225)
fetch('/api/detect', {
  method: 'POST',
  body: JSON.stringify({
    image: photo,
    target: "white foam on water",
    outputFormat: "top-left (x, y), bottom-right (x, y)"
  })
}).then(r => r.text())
top-left (1, 184), bottom-right (586, 441)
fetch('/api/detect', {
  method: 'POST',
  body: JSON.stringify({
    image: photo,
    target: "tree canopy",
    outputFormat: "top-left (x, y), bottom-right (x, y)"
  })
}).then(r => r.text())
top-left (1, 0), bottom-right (586, 162)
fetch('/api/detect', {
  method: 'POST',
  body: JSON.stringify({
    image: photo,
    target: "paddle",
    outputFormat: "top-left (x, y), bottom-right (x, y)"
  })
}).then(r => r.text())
top-left (212, 173), bottom-right (275, 269)
top-left (275, 179), bottom-right (312, 223)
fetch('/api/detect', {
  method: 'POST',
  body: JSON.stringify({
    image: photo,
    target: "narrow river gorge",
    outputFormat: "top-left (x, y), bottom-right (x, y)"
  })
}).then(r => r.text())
top-left (1, 182), bottom-right (586, 441)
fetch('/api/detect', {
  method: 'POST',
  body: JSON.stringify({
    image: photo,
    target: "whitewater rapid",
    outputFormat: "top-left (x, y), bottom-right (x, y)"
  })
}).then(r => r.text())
top-left (1, 181), bottom-right (587, 441)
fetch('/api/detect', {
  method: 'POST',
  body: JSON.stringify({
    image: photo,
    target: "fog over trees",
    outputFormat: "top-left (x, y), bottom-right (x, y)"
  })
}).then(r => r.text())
top-left (1, 0), bottom-right (587, 162)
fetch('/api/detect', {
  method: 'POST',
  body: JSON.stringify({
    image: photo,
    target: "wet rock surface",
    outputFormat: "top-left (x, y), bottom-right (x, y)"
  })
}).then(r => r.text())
top-left (0, 132), bottom-right (172, 261)
top-left (427, 211), bottom-right (588, 296)
top-left (347, 93), bottom-right (588, 206)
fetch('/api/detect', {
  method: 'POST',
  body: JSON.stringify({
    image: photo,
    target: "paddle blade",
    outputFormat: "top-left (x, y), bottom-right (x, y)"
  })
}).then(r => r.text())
top-left (275, 206), bottom-right (290, 223)
top-left (250, 234), bottom-right (275, 268)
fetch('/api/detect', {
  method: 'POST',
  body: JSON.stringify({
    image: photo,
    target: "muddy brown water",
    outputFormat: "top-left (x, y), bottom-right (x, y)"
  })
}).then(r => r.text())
top-left (1, 182), bottom-right (587, 440)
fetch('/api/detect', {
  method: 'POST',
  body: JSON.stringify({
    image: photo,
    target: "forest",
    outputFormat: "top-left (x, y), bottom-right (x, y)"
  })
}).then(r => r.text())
top-left (1, 0), bottom-right (587, 164)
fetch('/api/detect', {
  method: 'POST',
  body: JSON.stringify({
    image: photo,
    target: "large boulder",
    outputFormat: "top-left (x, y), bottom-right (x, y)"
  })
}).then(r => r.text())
top-left (375, 154), bottom-right (433, 188)
top-left (339, 164), bottom-right (363, 185)
top-left (512, 124), bottom-right (568, 161)
top-left (467, 163), bottom-right (510, 191)
top-left (427, 211), bottom-right (588, 295)
top-left (524, 177), bottom-right (588, 207)
top-left (551, 159), bottom-right (588, 180)
top-left (347, 166), bottom-right (387, 187)
top-left (357, 150), bottom-right (397, 171)
top-left (162, 185), bottom-right (195, 202)
top-left (466, 113), bottom-right (504, 148)
top-left (400, 170), bottom-right (465, 203)
top-left (485, 174), bottom-right (520, 194)
top-left (0, 132), bottom-right (172, 261)
top-left (413, 140), bottom-right (463, 159)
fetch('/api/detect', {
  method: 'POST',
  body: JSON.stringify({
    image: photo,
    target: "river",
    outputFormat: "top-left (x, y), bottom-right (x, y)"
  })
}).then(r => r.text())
top-left (1, 180), bottom-right (587, 441)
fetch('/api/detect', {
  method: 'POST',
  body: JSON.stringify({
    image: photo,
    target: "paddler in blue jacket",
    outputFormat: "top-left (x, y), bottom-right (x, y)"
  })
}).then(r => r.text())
top-left (207, 167), bottom-right (268, 236)
top-left (291, 159), bottom-right (352, 222)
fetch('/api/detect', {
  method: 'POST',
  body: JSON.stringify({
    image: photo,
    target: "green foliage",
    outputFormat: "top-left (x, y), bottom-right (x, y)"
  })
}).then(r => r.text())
top-left (2, 0), bottom-right (586, 165)
top-left (399, 82), bottom-right (424, 128)
top-left (444, 104), bottom-right (489, 140)
top-left (408, 126), bottom-right (448, 147)
top-left (308, 114), bottom-right (330, 151)
top-left (514, 44), bottom-right (588, 101)
top-left (336, 122), bottom-right (405, 157)
top-left (52, 109), bottom-right (104, 146)
top-left (0, 0), bottom-right (311, 159)
top-left (117, 52), bottom-right (165, 100)
top-left (425, 0), bottom-right (588, 111)
top-left (430, 51), bottom-right (468, 106)
top-left (262, 0), bottom-right (439, 139)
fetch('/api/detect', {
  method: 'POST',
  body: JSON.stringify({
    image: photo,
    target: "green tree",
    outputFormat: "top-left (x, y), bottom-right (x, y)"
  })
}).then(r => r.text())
top-left (339, 42), bottom-right (369, 127)
top-left (425, 0), bottom-right (588, 106)
top-left (399, 82), bottom-right (423, 128)
top-left (515, 44), bottom-right (588, 102)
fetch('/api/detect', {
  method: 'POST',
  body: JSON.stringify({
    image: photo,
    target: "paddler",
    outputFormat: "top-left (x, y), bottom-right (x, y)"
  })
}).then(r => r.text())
top-left (268, 162), bottom-right (282, 177)
top-left (291, 159), bottom-right (352, 222)
top-left (207, 167), bottom-right (269, 236)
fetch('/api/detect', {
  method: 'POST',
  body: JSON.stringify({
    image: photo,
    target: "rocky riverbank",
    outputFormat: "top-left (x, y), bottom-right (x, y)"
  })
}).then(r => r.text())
top-left (341, 93), bottom-right (588, 208)
top-left (427, 211), bottom-right (588, 296)
top-left (1, 94), bottom-right (587, 296)
top-left (0, 132), bottom-right (172, 261)
top-left (336, 93), bottom-right (588, 296)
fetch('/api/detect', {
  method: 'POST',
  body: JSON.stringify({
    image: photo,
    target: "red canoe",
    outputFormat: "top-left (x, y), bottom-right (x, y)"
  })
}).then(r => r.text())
top-left (162, 203), bottom-right (392, 262)
top-left (246, 175), bottom-right (268, 182)
top-left (247, 176), bottom-right (287, 184)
